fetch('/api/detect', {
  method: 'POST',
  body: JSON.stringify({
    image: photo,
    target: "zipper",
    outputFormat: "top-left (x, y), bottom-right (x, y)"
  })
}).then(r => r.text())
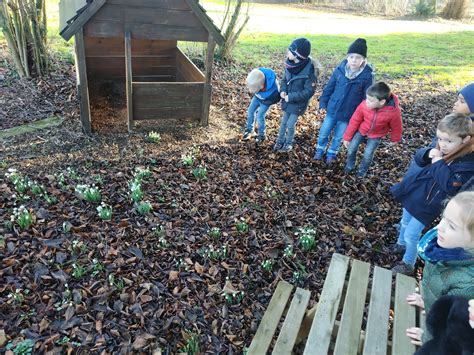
top-left (367, 111), bottom-right (378, 135)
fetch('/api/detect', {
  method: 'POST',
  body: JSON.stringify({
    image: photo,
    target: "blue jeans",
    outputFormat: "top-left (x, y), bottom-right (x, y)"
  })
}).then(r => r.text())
top-left (246, 96), bottom-right (270, 137)
top-left (345, 132), bottom-right (381, 176)
top-left (397, 208), bottom-right (426, 266)
top-left (316, 114), bottom-right (348, 155)
top-left (276, 112), bottom-right (299, 146)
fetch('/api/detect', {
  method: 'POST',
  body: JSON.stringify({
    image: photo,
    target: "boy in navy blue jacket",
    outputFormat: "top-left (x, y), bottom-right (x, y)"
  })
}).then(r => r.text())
top-left (274, 37), bottom-right (320, 152)
top-left (390, 113), bottom-right (474, 275)
top-left (314, 38), bottom-right (373, 164)
top-left (243, 68), bottom-right (281, 144)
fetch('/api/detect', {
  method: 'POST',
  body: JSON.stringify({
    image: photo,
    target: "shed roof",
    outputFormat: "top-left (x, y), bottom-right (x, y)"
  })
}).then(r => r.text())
top-left (59, 0), bottom-right (224, 45)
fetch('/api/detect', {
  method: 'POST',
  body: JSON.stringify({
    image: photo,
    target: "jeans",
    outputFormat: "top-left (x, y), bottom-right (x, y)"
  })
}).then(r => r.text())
top-left (246, 96), bottom-right (270, 137)
top-left (276, 112), bottom-right (299, 146)
top-left (316, 114), bottom-right (349, 155)
top-left (345, 131), bottom-right (381, 176)
top-left (397, 208), bottom-right (426, 266)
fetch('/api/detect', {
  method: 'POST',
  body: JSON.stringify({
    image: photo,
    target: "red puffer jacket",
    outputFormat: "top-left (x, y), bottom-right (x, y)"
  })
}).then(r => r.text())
top-left (343, 94), bottom-right (402, 142)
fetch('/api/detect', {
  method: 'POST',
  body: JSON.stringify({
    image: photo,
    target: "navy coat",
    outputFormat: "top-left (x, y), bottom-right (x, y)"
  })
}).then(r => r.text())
top-left (280, 59), bottom-right (318, 115)
top-left (391, 147), bottom-right (474, 226)
top-left (319, 59), bottom-right (373, 122)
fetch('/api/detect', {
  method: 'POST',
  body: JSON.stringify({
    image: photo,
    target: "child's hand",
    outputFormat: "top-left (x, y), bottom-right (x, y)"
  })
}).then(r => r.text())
top-left (469, 299), bottom-right (474, 328)
top-left (343, 140), bottom-right (350, 148)
top-left (406, 327), bottom-right (423, 346)
top-left (428, 148), bottom-right (442, 159)
top-left (406, 293), bottom-right (424, 309)
top-left (284, 95), bottom-right (289, 102)
top-left (280, 92), bottom-right (287, 99)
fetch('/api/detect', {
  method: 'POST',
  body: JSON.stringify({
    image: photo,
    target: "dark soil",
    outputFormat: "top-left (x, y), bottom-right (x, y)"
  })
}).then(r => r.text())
top-left (0, 49), bottom-right (454, 354)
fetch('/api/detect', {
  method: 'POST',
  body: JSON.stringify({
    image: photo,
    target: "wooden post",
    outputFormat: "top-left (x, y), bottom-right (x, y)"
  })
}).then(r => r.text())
top-left (125, 30), bottom-right (134, 132)
top-left (201, 35), bottom-right (215, 126)
top-left (74, 28), bottom-right (91, 134)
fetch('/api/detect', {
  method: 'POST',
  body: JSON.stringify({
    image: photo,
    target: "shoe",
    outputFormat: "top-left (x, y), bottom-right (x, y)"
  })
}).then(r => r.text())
top-left (280, 144), bottom-right (293, 153)
top-left (326, 153), bottom-right (337, 164)
top-left (256, 136), bottom-right (265, 144)
top-left (356, 171), bottom-right (366, 178)
top-left (273, 143), bottom-right (283, 152)
top-left (389, 243), bottom-right (405, 256)
top-left (313, 149), bottom-right (324, 160)
top-left (242, 130), bottom-right (254, 140)
top-left (391, 262), bottom-right (414, 276)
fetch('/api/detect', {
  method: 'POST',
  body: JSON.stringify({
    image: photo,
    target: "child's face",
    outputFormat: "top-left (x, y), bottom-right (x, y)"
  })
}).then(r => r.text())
top-left (436, 201), bottom-right (473, 250)
top-left (347, 53), bottom-right (365, 71)
top-left (453, 94), bottom-right (473, 116)
top-left (436, 129), bottom-right (468, 156)
top-left (366, 95), bottom-right (386, 109)
top-left (248, 84), bottom-right (262, 95)
top-left (287, 50), bottom-right (298, 62)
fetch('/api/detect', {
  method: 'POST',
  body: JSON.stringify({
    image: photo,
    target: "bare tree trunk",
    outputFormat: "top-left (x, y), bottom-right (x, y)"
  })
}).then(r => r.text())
top-left (0, 0), bottom-right (49, 78)
top-left (441, 0), bottom-right (470, 19)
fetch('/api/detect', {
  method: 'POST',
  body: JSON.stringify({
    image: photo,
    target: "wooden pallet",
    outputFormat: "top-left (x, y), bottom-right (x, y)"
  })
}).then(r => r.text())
top-left (248, 253), bottom-right (422, 355)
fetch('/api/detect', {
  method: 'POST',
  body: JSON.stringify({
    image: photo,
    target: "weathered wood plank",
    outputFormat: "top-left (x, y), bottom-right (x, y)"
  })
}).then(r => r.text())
top-left (86, 56), bottom-right (175, 68)
top-left (74, 29), bottom-right (91, 133)
top-left (61, 0), bottom-right (106, 40)
top-left (200, 36), bottom-right (215, 126)
top-left (304, 254), bottom-right (350, 355)
top-left (333, 260), bottom-right (370, 355)
top-left (133, 82), bottom-right (204, 97)
top-left (273, 288), bottom-right (311, 354)
top-left (125, 30), bottom-right (133, 132)
top-left (363, 267), bottom-right (392, 355)
top-left (84, 36), bottom-right (176, 56)
top-left (107, 0), bottom-right (189, 10)
top-left (59, 0), bottom-right (87, 33)
top-left (392, 273), bottom-right (416, 355)
top-left (85, 21), bottom-right (208, 42)
top-left (248, 281), bottom-right (294, 355)
top-left (134, 95), bottom-right (202, 109)
top-left (87, 65), bottom-right (175, 78)
top-left (185, 0), bottom-right (225, 46)
top-left (93, 4), bottom-right (202, 27)
top-left (176, 48), bottom-right (205, 82)
top-left (134, 106), bottom-right (202, 120)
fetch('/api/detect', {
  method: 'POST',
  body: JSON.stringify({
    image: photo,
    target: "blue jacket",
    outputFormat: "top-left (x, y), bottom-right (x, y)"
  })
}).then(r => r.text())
top-left (319, 59), bottom-right (373, 122)
top-left (254, 68), bottom-right (280, 106)
top-left (391, 148), bottom-right (474, 226)
top-left (280, 59), bottom-right (318, 115)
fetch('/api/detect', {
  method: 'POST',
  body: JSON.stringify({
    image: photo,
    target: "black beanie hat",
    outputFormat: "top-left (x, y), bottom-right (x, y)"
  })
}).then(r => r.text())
top-left (347, 38), bottom-right (367, 57)
top-left (289, 38), bottom-right (311, 60)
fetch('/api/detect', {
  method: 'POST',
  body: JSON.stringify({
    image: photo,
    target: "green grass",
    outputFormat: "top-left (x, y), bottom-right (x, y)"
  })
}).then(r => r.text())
top-left (235, 32), bottom-right (474, 86)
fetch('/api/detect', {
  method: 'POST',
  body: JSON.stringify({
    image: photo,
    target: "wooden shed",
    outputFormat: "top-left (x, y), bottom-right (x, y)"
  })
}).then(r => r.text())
top-left (59, 0), bottom-right (224, 133)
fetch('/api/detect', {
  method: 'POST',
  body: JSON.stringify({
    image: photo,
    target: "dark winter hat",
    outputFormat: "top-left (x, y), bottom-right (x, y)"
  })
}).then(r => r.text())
top-left (289, 38), bottom-right (311, 60)
top-left (347, 38), bottom-right (367, 57)
top-left (460, 83), bottom-right (474, 113)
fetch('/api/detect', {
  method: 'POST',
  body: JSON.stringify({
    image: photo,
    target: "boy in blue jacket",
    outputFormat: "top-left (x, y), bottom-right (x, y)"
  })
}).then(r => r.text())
top-left (390, 113), bottom-right (474, 275)
top-left (314, 38), bottom-right (373, 164)
top-left (274, 37), bottom-right (319, 152)
top-left (243, 68), bottom-right (281, 144)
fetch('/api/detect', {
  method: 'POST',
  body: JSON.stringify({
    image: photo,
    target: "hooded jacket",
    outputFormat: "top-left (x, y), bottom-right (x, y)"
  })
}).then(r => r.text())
top-left (280, 58), bottom-right (319, 115)
top-left (319, 59), bottom-right (373, 122)
top-left (391, 147), bottom-right (474, 226)
top-left (254, 67), bottom-right (281, 106)
top-left (343, 94), bottom-right (402, 142)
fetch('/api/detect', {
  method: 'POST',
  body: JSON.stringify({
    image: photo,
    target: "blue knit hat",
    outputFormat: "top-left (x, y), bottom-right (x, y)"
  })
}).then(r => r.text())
top-left (289, 38), bottom-right (311, 60)
top-left (460, 83), bottom-right (474, 113)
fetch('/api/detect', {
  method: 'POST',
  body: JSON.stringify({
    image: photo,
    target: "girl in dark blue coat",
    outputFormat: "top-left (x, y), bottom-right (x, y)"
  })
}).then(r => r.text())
top-left (274, 38), bottom-right (319, 152)
top-left (314, 38), bottom-right (373, 164)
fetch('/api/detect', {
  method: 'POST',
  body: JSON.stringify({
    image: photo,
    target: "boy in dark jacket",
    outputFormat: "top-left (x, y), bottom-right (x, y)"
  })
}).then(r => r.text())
top-left (273, 37), bottom-right (319, 152)
top-left (243, 68), bottom-right (281, 144)
top-left (343, 81), bottom-right (402, 177)
top-left (390, 113), bottom-right (474, 275)
top-left (314, 38), bottom-right (373, 164)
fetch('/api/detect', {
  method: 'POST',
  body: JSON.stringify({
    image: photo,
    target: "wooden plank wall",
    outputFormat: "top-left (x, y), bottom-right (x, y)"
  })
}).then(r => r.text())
top-left (84, 37), bottom-right (177, 81)
top-left (84, 0), bottom-right (209, 42)
top-left (132, 82), bottom-right (204, 120)
top-left (176, 48), bottom-right (205, 82)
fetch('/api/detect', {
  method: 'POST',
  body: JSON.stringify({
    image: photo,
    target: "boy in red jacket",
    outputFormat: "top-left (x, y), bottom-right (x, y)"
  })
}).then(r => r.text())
top-left (343, 81), bottom-right (402, 177)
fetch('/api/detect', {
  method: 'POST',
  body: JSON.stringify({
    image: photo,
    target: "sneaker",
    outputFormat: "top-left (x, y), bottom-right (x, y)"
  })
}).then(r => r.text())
top-left (389, 243), bottom-right (406, 256)
top-left (356, 171), bottom-right (366, 178)
top-left (280, 144), bottom-right (293, 153)
top-left (326, 153), bottom-right (337, 164)
top-left (313, 149), bottom-right (324, 160)
top-left (391, 262), bottom-right (414, 276)
top-left (242, 130), bottom-right (254, 140)
top-left (273, 143), bottom-right (284, 152)
top-left (256, 136), bottom-right (265, 144)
